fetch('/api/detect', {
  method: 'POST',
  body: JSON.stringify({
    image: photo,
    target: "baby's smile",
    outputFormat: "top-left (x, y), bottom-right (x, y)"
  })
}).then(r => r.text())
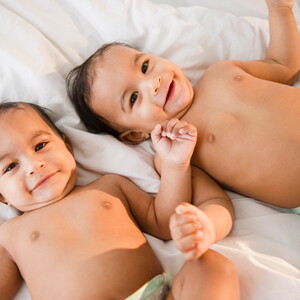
top-left (165, 80), bottom-right (175, 107)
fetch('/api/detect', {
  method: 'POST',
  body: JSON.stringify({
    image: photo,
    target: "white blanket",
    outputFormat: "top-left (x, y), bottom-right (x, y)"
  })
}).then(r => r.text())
top-left (0, 0), bottom-right (299, 299)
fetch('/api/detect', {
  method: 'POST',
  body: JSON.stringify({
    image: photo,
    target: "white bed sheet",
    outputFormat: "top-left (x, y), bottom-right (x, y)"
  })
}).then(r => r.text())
top-left (0, 0), bottom-right (299, 299)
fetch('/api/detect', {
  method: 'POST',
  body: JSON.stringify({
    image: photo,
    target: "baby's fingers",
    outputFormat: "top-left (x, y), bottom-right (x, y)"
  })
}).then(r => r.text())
top-left (178, 124), bottom-right (197, 137)
top-left (161, 118), bottom-right (197, 140)
top-left (161, 118), bottom-right (180, 139)
top-left (150, 124), bottom-right (163, 145)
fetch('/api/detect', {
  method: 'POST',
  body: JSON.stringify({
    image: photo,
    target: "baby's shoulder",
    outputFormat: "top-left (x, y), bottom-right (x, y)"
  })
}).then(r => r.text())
top-left (206, 60), bottom-right (239, 74)
top-left (197, 60), bottom-right (245, 86)
top-left (92, 174), bottom-right (128, 186)
top-left (86, 174), bottom-right (131, 195)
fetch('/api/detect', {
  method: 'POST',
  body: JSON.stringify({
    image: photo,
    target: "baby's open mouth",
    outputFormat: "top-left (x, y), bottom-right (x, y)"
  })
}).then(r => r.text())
top-left (165, 80), bottom-right (175, 104)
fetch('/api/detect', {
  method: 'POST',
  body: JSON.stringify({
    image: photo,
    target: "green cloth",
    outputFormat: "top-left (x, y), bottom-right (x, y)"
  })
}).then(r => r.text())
top-left (126, 273), bottom-right (169, 300)
top-left (291, 207), bottom-right (300, 215)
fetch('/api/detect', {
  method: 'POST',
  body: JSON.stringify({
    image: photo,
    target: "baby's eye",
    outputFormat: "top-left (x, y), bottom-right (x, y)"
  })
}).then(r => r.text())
top-left (141, 60), bottom-right (149, 74)
top-left (35, 142), bottom-right (48, 152)
top-left (4, 162), bottom-right (18, 174)
top-left (130, 92), bottom-right (139, 106)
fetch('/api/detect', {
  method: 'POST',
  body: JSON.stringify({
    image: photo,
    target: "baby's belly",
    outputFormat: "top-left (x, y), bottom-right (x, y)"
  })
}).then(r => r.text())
top-left (28, 242), bottom-right (161, 300)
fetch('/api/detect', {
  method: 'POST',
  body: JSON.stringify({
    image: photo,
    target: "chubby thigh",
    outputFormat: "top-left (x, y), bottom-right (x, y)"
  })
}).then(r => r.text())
top-left (3, 188), bottom-right (163, 299)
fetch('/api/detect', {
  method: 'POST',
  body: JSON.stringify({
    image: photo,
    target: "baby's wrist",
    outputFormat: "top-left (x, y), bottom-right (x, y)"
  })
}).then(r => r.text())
top-left (161, 160), bottom-right (191, 173)
top-left (266, 0), bottom-right (293, 12)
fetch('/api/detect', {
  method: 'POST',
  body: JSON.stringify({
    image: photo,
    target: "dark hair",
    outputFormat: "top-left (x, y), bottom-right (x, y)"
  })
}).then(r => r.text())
top-left (66, 42), bottom-right (136, 138)
top-left (0, 101), bottom-right (64, 139)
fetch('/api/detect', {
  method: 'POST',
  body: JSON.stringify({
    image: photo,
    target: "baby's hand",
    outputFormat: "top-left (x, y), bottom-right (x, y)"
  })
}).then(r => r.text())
top-left (170, 202), bottom-right (216, 262)
top-left (151, 118), bottom-right (197, 166)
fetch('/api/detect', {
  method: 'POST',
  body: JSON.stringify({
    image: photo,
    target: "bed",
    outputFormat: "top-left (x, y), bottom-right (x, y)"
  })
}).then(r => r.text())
top-left (0, 0), bottom-right (300, 299)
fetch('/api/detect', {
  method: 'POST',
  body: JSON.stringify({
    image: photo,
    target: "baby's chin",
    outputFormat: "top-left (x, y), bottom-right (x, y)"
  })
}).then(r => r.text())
top-left (17, 198), bottom-right (59, 213)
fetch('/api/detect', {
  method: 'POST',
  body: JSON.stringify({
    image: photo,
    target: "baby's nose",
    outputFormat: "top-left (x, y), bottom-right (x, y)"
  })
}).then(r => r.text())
top-left (28, 161), bottom-right (46, 176)
top-left (153, 76), bottom-right (162, 95)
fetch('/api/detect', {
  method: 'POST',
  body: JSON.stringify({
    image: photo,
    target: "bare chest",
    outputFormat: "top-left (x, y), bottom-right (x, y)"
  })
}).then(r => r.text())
top-left (4, 194), bottom-right (160, 299)
top-left (183, 67), bottom-right (300, 201)
top-left (11, 194), bottom-right (144, 260)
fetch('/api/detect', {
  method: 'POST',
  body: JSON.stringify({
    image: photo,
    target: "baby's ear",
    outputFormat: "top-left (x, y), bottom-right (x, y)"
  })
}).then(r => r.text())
top-left (119, 130), bottom-right (150, 145)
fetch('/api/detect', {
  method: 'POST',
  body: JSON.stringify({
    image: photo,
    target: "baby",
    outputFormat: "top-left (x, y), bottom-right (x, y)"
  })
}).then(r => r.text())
top-left (0, 102), bottom-right (240, 299)
top-left (67, 0), bottom-right (300, 209)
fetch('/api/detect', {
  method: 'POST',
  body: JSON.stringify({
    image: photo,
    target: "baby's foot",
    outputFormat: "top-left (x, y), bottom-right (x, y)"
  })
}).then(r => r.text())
top-left (169, 202), bottom-right (216, 261)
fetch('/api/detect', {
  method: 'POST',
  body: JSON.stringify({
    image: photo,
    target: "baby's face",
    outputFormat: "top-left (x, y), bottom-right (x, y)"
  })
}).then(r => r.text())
top-left (90, 45), bottom-right (194, 139)
top-left (0, 107), bottom-right (77, 212)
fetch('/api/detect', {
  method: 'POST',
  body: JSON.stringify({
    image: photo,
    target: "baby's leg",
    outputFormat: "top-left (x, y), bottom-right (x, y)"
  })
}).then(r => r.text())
top-left (167, 249), bottom-right (240, 300)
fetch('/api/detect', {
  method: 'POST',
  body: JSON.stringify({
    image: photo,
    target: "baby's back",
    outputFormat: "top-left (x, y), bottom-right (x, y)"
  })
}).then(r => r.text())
top-left (186, 61), bottom-right (300, 207)
top-left (0, 179), bottom-right (162, 299)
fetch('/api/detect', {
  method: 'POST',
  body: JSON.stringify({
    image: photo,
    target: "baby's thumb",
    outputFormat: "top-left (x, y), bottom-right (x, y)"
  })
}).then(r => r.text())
top-left (151, 124), bottom-right (162, 146)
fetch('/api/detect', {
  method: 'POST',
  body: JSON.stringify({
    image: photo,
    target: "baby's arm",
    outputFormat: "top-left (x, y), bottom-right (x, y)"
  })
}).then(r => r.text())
top-left (102, 119), bottom-right (196, 239)
top-left (151, 118), bottom-right (234, 249)
top-left (110, 119), bottom-right (233, 244)
top-left (0, 243), bottom-right (23, 300)
top-left (149, 118), bottom-right (197, 237)
top-left (232, 0), bottom-right (300, 84)
top-left (170, 167), bottom-right (234, 261)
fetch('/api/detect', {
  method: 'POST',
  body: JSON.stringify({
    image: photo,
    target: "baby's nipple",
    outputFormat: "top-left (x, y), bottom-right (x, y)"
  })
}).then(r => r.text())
top-left (207, 133), bottom-right (215, 144)
top-left (234, 75), bottom-right (243, 81)
top-left (30, 231), bottom-right (40, 241)
top-left (101, 201), bottom-right (112, 209)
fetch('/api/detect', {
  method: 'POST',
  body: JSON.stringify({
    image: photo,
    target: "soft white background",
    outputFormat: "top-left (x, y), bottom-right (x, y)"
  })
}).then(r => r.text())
top-left (0, 1), bottom-right (299, 299)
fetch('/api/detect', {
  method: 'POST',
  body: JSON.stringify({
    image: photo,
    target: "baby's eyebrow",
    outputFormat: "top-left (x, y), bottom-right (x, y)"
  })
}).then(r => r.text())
top-left (0, 130), bottom-right (51, 163)
top-left (134, 52), bottom-right (144, 66)
top-left (0, 154), bottom-right (9, 164)
top-left (30, 130), bottom-right (52, 140)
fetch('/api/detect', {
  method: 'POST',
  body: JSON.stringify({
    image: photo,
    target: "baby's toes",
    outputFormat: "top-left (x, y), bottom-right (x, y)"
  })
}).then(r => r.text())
top-left (170, 221), bottom-right (201, 240)
top-left (183, 246), bottom-right (202, 262)
top-left (175, 230), bottom-right (203, 252)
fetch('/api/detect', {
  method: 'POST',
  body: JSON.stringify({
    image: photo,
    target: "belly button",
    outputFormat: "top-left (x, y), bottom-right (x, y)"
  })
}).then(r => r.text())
top-left (30, 231), bottom-right (40, 241)
top-left (101, 201), bottom-right (112, 209)
top-left (207, 133), bottom-right (215, 144)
